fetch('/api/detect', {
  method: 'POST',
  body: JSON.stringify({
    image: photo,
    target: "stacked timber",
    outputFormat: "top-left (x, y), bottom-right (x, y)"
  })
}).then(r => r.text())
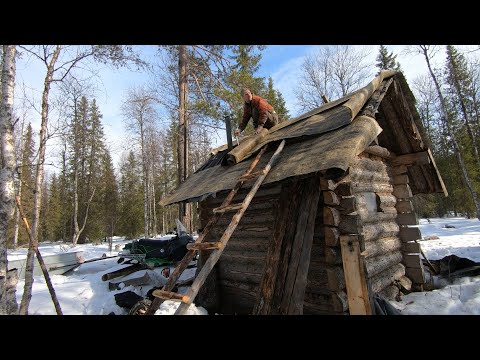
top-left (352, 152), bottom-right (407, 299)
top-left (315, 177), bottom-right (352, 314)
top-left (325, 151), bottom-right (407, 311)
top-left (391, 164), bottom-right (425, 290)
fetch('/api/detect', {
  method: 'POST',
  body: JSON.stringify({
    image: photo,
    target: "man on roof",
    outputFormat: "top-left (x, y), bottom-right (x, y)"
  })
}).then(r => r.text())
top-left (234, 87), bottom-right (279, 136)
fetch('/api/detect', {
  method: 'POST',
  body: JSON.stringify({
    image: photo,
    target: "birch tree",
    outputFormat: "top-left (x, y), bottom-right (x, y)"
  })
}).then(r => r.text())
top-left (121, 86), bottom-right (158, 238)
top-left (0, 45), bottom-right (18, 315)
top-left (295, 45), bottom-right (374, 112)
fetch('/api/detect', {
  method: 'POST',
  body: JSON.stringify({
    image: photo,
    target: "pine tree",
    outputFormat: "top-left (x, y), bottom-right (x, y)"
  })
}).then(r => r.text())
top-left (376, 45), bottom-right (401, 71)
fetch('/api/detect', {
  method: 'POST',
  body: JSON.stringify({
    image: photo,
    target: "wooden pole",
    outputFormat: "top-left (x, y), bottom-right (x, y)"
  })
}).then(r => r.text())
top-left (174, 140), bottom-right (286, 315)
top-left (339, 235), bottom-right (372, 315)
top-left (15, 196), bottom-right (63, 315)
top-left (144, 145), bottom-right (269, 315)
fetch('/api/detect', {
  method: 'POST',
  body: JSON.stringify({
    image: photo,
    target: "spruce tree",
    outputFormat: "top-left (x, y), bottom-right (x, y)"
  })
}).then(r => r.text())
top-left (17, 123), bottom-right (36, 246)
top-left (263, 77), bottom-right (289, 122)
top-left (46, 174), bottom-right (63, 241)
top-left (376, 45), bottom-right (401, 71)
top-left (445, 45), bottom-right (480, 167)
top-left (118, 151), bottom-right (143, 239)
top-left (100, 150), bottom-right (118, 240)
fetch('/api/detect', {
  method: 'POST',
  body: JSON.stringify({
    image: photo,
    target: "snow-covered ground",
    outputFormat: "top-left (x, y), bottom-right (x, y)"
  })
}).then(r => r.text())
top-left (391, 217), bottom-right (480, 315)
top-left (8, 235), bottom-right (206, 315)
top-left (7, 217), bottom-right (480, 315)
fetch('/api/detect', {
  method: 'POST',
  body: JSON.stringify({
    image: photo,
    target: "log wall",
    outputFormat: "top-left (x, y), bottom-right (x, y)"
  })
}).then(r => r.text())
top-left (196, 183), bottom-right (280, 314)
top-left (195, 147), bottom-right (423, 315)
top-left (319, 151), bottom-right (410, 314)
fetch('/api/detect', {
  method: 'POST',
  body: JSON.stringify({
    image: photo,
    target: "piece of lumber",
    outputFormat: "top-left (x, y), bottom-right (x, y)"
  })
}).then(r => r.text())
top-left (405, 266), bottom-right (425, 284)
top-left (393, 174), bottom-right (409, 185)
top-left (323, 191), bottom-right (340, 206)
top-left (398, 226), bottom-right (421, 242)
top-left (338, 197), bottom-right (356, 215)
top-left (213, 203), bottom-right (244, 214)
top-left (402, 241), bottom-right (421, 254)
top-left (335, 183), bottom-right (353, 196)
top-left (396, 213), bottom-right (418, 225)
top-left (340, 235), bottom-right (372, 315)
top-left (392, 165), bottom-right (408, 175)
top-left (325, 226), bottom-right (340, 247)
top-left (186, 242), bottom-right (222, 251)
top-left (403, 254), bottom-right (422, 268)
top-left (152, 289), bottom-right (190, 303)
top-left (396, 200), bottom-right (414, 213)
top-left (339, 214), bottom-right (361, 234)
top-left (414, 239), bottom-right (438, 275)
top-left (393, 184), bottom-right (413, 199)
top-left (324, 206), bottom-right (341, 227)
top-left (320, 178), bottom-right (336, 191)
top-left (101, 263), bottom-right (146, 281)
top-left (238, 169), bottom-right (266, 181)
top-left (397, 275), bottom-right (412, 292)
top-left (392, 151), bottom-right (430, 166)
top-left (362, 145), bottom-right (396, 160)
top-left (109, 271), bottom-right (152, 291)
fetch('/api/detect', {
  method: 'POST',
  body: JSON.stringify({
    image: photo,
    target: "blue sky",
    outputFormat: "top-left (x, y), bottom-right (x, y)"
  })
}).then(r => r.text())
top-left (14, 45), bottom-right (471, 170)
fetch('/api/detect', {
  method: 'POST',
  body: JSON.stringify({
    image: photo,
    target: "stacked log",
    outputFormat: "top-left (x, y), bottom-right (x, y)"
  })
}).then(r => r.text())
top-left (391, 166), bottom-right (425, 289)
top-left (322, 152), bottom-right (408, 312)
top-left (351, 153), bottom-right (407, 299)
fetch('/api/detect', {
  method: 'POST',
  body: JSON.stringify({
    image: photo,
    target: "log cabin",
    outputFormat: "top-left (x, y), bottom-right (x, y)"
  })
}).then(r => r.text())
top-left (160, 70), bottom-right (447, 315)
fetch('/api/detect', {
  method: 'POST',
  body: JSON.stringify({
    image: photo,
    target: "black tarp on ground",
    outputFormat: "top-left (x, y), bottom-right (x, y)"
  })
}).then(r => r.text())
top-left (427, 254), bottom-right (480, 277)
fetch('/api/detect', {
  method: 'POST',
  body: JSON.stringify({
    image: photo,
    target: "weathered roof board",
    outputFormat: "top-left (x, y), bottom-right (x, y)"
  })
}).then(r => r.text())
top-left (161, 70), bottom-right (446, 206)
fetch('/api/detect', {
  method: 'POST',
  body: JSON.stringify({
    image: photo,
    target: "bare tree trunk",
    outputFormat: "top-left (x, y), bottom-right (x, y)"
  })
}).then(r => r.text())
top-left (151, 169), bottom-right (157, 236)
top-left (20, 45), bottom-right (61, 315)
top-left (72, 178), bottom-right (95, 246)
top-left (178, 45), bottom-right (187, 225)
top-left (15, 196), bottom-right (63, 315)
top-left (12, 116), bottom-right (25, 250)
top-left (0, 45), bottom-right (18, 315)
top-left (449, 59), bottom-right (480, 167)
top-left (421, 46), bottom-right (480, 220)
top-left (148, 177), bottom-right (152, 236)
top-left (72, 168), bottom-right (79, 244)
top-left (12, 180), bottom-right (21, 249)
top-left (162, 180), bottom-right (167, 235)
top-left (140, 120), bottom-right (149, 238)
